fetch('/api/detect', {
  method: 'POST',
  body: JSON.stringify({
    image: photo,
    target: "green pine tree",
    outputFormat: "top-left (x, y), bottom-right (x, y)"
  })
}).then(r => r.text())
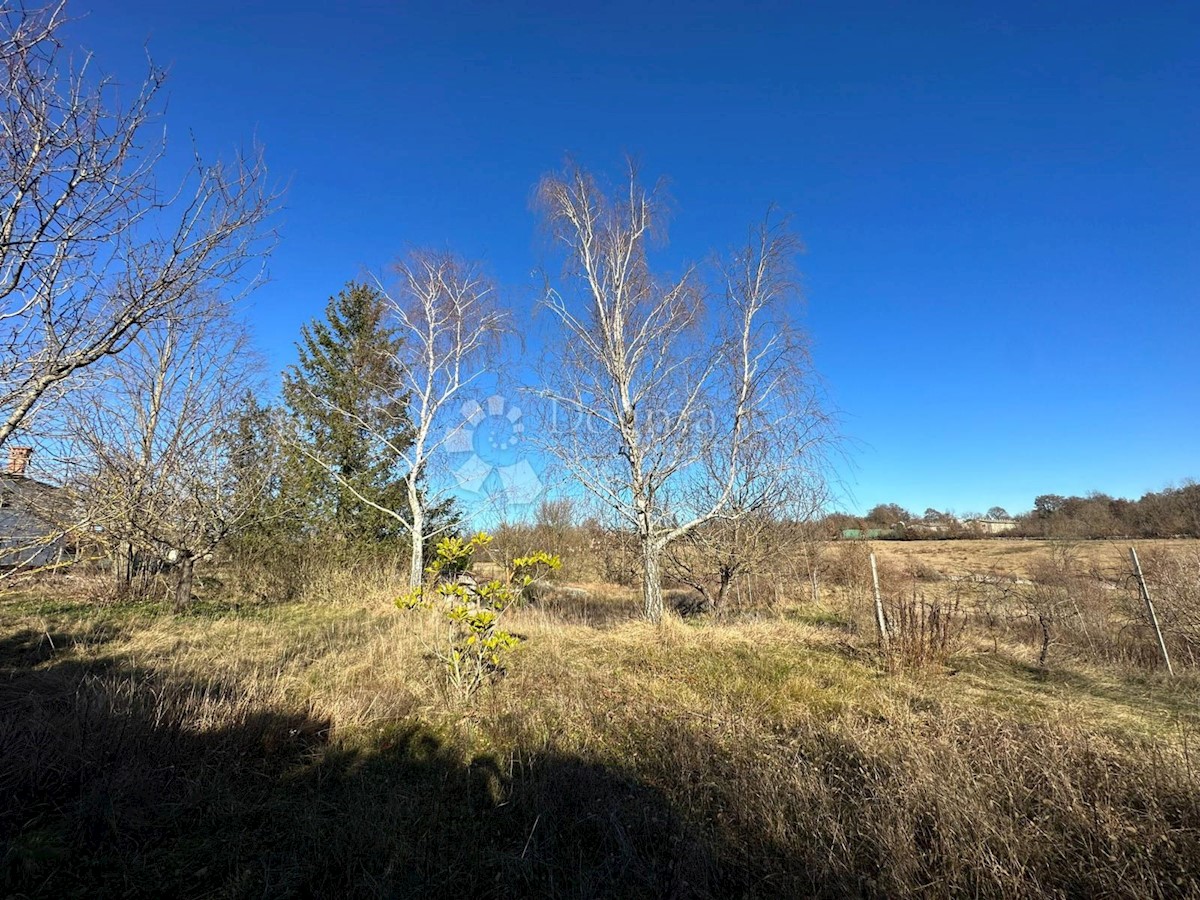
top-left (282, 282), bottom-right (413, 546)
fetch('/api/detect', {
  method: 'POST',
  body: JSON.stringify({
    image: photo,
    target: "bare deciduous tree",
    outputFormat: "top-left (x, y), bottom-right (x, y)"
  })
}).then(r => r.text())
top-left (64, 304), bottom-right (275, 607)
top-left (298, 250), bottom-right (508, 587)
top-left (995, 541), bottom-right (1086, 675)
top-left (664, 512), bottom-right (777, 615)
top-left (789, 478), bottom-right (839, 605)
top-left (533, 162), bottom-right (833, 621)
top-left (0, 1), bottom-right (276, 449)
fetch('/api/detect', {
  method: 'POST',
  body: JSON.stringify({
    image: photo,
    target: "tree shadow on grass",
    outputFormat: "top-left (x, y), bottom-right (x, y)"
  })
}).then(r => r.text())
top-left (6, 625), bottom-right (1200, 899)
top-left (0, 624), bottom-right (127, 668)
top-left (0, 627), bottom-right (742, 899)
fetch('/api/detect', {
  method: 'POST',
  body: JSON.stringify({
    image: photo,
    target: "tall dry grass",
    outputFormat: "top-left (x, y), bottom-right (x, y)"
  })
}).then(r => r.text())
top-left (2, 545), bottom-right (1200, 897)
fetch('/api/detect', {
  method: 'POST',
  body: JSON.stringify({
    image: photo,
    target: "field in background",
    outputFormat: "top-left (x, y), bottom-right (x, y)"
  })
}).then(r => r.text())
top-left (2, 538), bottom-right (1200, 898)
top-left (871, 536), bottom-right (1190, 580)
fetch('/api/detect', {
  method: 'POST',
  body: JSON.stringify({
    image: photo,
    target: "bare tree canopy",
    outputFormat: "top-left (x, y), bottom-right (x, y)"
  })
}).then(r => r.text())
top-left (386, 251), bottom-right (508, 586)
top-left (0, 1), bottom-right (277, 448)
top-left (666, 476), bottom-right (836, 616)
top-left (533, 161), bottom-right (834, 621)
top-left (63, 300), bottom-right (273, 606)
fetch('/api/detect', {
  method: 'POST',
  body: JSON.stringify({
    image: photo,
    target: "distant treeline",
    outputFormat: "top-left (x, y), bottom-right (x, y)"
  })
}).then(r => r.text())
top-left (833, 482), bottom-right (1200, 540)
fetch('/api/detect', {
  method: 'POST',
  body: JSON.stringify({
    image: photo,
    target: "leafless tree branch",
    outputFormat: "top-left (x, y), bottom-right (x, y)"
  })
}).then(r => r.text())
top-left (0, 2), bottom-right (278, 448)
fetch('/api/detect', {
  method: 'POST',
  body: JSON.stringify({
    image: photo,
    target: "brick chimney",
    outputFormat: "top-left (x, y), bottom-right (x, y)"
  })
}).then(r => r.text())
top-left (7, 446), bottom-right (32, 476)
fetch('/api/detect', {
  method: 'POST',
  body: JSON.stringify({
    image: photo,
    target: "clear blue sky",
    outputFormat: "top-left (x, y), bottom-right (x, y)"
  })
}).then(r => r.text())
top-left (72, 0), bottom-right (1198, 517)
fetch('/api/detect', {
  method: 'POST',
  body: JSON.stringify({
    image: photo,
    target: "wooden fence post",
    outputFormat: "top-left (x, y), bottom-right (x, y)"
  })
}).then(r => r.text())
top-left (869, 551), bottom-right (889, 646)
top-left (1130, 546), bottom-right (1174, 676)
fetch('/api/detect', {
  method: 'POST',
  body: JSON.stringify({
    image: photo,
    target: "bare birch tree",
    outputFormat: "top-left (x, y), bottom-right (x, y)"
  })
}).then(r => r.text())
top-left (0, 2), bottom-right (276, 449)
top-left (297, 250), bottom-right (507, 587)
top-left (534, 162), bottom-right (833, 621)
top-left (64, 303), bottom-right (274, 607)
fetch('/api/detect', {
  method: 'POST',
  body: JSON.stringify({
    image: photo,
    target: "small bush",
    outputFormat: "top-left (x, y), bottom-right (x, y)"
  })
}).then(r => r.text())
top-left (885, 586), bottom-right (965, 671)
top-left (397, 532), bottom-right (560, 700)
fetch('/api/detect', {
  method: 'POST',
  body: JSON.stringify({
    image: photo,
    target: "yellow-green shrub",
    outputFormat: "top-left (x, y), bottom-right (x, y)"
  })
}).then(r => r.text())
top-left (398, 532), bottom-right (560, 699)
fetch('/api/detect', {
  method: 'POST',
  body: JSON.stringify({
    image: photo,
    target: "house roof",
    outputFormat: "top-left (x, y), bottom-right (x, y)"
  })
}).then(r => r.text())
top-left (0, 471), bottom-right (59, 502)
top-left (0, 472), bottom-right (68, 524)
top-left (0, 474), bottom-right (68, 566)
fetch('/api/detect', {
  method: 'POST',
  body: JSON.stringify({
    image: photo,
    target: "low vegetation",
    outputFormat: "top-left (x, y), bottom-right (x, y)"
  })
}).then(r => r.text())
top-left (3, 538), bottom-right (1199, 898)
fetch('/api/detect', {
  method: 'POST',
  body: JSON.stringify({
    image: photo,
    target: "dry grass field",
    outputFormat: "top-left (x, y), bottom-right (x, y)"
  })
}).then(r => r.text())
top-left (2, 538), bottom-right (1199, 898)
top-left (871, 537), bottom-right (1192, 581)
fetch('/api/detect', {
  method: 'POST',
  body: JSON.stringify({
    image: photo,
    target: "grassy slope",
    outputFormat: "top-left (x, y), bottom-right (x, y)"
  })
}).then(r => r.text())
top-left (2, 554), bottom-right (1200, 898)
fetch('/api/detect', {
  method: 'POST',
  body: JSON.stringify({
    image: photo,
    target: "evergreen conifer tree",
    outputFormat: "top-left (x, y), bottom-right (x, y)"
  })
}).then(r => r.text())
top-left (282, 283), bottom-right (413, 546)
